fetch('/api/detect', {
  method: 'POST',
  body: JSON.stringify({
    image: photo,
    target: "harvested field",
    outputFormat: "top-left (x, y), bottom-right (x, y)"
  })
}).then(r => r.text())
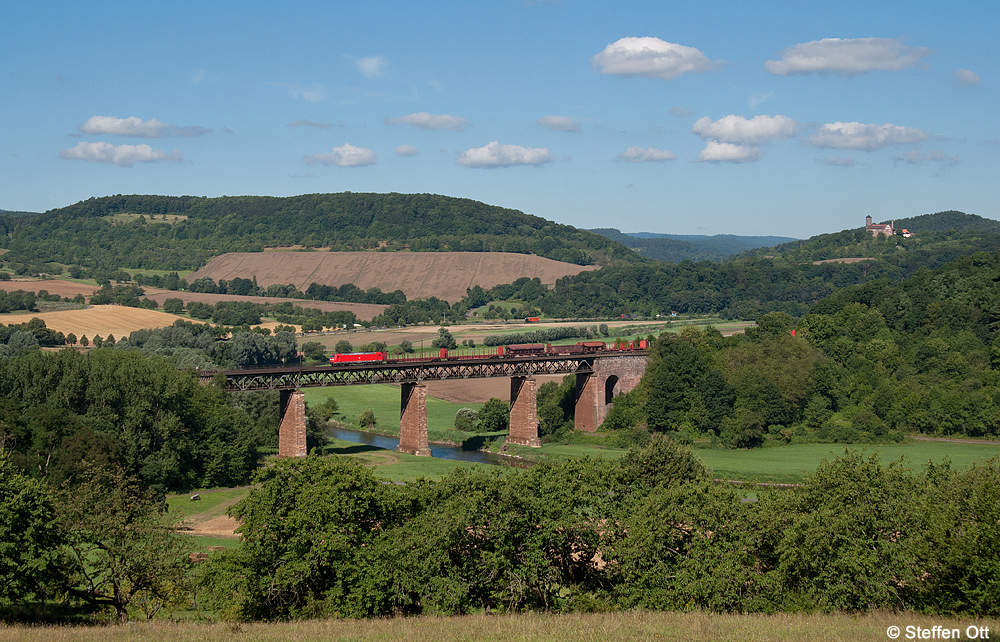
top-left (421, 376), bottom-right (566, 403)
top-left (2, 305), bottom-right (191, 337)
top-left (186, 251), bottom-right (599, 302)
top-left (140, 287), bottom-right (387, 321)
top-left (0, 278), bottom-right (98, 297)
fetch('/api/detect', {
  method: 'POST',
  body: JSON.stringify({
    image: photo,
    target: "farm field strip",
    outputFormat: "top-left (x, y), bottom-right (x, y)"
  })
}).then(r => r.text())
top-left (1, 305), bottom-right (192, 337)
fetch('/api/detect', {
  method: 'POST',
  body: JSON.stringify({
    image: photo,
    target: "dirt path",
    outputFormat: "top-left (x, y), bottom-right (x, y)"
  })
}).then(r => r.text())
top-left (177, 496), bottom-right (243, 539)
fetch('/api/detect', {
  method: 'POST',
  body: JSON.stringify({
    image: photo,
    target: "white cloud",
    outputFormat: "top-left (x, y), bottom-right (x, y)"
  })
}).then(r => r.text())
top-left (766, 37), bottom-right (930, 76)
top-left (618, 146), bottom-right (677, 163)
top-left (385, 112), bottom-right (469, 131)
top-left (354, 56), bottom-right (388, 78)
top-left (749, 91), bottom-right (774, 108)
top-left (271, 82), bottom-right (325, 102)
top-left (288, 120), bottom-right (333, 129)
top-left (692, 114), bottom-right (798, 145)
top-left (458, 141), bottom-right (553, 168)
top-left (670, 106), bottom-right (695, 118)
top-left (304, 143), bottom-right (377, 167)
top-left (898, 149), bottom-right (961, 166)
top-left (395, 144), bottom-right (418, 157)
top-left (809, 121), bottom-right (929, 151)
top-left (79, 115), bottom-right (170, 137)
top-left (953, 68), bottom-right (981, 87)
top-left (537, 115), bottom-right (579, 132)
top-left (60, 141), bottom-right (182, 167)
top-left (822, 155), bottom-right (856, 167)
top-left (696, 141), bottom-right (762, 163)
top-left (591, 36), bottom-right (723, 80)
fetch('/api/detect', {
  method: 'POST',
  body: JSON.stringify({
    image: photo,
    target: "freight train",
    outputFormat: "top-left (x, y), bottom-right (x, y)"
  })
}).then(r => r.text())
top-left (329, 340), bottom-right (647, 364)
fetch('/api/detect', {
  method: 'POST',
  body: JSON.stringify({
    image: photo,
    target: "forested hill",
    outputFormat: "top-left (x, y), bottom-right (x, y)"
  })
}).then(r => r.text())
top-left (591, 228), bottom-right (796, 262)
top-left (742, 210), bottom-right (1000, 264)
top-left (0, 193), bottom-right (642, 271)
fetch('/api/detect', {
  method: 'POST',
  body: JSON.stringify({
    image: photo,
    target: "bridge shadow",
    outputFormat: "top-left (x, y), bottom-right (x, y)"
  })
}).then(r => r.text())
top-left (326, 444), bottom-right (388, 456)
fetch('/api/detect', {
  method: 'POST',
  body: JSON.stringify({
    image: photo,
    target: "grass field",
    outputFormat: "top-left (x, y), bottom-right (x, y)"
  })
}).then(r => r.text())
top-left (695, 440), bottom-right (1000, 484)
top-left (303, 384), bottom-right (485, 441)
top-left (1, 611), bottom-right (994, 642)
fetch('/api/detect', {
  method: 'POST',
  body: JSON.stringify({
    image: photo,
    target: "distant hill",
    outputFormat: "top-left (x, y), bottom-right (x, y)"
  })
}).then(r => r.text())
top-left (0, 193), bottom-right (642, 271)
top-left (0, 209), bottom-right (39, 218)
top-left (590, 228), bottom-right (796, 262)
top-left (733, 210), bottom-right (1000, 281)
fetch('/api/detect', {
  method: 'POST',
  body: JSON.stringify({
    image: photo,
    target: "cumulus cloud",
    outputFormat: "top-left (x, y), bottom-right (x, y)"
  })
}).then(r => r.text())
top-left (395, 144), bottom-right (418, 157)
top-left (385, 112), bottom-right (469, 131)
top-left (809, 121), bottom-right (929, 151)
top-left (271, 81), bottom-right (325, 102)
top-left (696, 141), bottom-right (761, 163)
top-left (458, 141), bottom-right (553, 168)
top-left (953, 68), bottom-right (981, 87)
top-left (353, 56), bottom-right (388, 78)
top-left (765, 37), bottom-right (931, 76)
top-left (692, 114), bottom-right (798, 145)
top-left (822, 156), bottom-right (856, 167)
top-left (591, 36), bottom-right (723, 80)
top-left (618, 146), bottom-right (677, 163)
top-left (60, 141), bottom-right (182, 167)
top-left (304, 143), bottom-right (377, 167)
top-left (289, 120), bottom-right (333, 129)
top-left (536, 115), bottom-right (579, 132)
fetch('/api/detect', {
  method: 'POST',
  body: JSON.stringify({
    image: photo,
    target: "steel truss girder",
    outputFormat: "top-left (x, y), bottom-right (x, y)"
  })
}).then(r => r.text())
top-left (200, 354), bottom-right (633, 392)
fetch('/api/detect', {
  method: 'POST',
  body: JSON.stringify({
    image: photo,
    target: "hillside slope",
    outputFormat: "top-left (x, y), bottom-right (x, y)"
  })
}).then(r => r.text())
top-left (0, 193), bottom-right (641, 271)
top-left (187, 251), bottom-right (599, 303)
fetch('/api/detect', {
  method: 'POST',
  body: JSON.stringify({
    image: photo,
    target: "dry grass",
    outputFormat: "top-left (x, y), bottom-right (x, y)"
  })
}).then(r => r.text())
top-left (2, 305), bottom-right (191, 338)
top-left (1, 611), bottom-right (993, 642)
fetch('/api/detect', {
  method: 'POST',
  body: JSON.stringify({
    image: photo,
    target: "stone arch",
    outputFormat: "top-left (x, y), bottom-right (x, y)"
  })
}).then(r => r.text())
top-left (604, 374), bottom-right (619, 404)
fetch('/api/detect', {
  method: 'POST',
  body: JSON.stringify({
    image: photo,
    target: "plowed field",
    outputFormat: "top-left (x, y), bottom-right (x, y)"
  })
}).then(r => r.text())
top-left (186, 251), bottom-right (599, 302)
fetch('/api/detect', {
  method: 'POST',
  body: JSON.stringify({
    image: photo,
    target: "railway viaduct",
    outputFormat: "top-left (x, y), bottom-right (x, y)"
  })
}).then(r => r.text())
top-left (200, 348), bottom-right (647, 458)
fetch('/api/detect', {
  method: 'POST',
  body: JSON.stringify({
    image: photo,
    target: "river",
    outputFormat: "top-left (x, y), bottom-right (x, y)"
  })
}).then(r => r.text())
top-left (328, 425), bottom-right (515, 466)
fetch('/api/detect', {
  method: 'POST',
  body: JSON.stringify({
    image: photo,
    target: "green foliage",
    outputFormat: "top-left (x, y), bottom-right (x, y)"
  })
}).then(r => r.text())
top-left (358, 408), bottom-right (376, 430)
top-left (4, 193), bottom-right (637, 271)
top-left (201, 456), bottom-right (406, 620)
top-left (454, 407), bottom-right (478, 432)
top-left (477, 397), bottom-right (509, 433)
top-left (431, 327), bottom-right (458, 350)
top-left (57, 466), bottom-right (190, 622)
top-left (0, 455), bottom-right (65, 604)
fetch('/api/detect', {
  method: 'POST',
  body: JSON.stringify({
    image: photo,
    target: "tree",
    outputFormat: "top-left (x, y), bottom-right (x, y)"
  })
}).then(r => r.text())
top-left (301, 341), bottom-right (327, 362)
top-left (162, 298), bottom-right (184, 314)
top-left (431, 327), bottom-right (458, 350)
top-left (0, 455), bottom-right (65, 604)
top-left (454, 408), bottom-right (478, 432)
top-left (58, 466), bottom-right (189, 622)
top-left (477, 397), bottom-right (509, 433)
top-left (80, 334), bottom-right (89, 347)
top-left (358, 409), bottom-right (376, 430)
top-left (334, 339), bottom-right (353, 354)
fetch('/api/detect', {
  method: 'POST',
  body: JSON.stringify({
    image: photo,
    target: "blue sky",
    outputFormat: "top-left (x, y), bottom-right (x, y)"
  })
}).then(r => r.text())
top-left (2, 0), bottom-right (996, 238)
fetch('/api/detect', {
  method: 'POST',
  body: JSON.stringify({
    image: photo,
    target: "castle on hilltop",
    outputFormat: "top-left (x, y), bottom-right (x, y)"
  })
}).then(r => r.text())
top-left (865, 215), bottom-right (894, 237)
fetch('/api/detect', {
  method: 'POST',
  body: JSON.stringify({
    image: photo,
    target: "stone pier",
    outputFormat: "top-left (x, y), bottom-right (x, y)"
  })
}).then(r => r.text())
top-left (574, 355), bottom-right (647, 432)
top-left (398, 382), bottom-right (431, 456)
top-left (278, 389), bottom-right (308, 457)
top-left (507, 376), bottom-right (541, 447)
